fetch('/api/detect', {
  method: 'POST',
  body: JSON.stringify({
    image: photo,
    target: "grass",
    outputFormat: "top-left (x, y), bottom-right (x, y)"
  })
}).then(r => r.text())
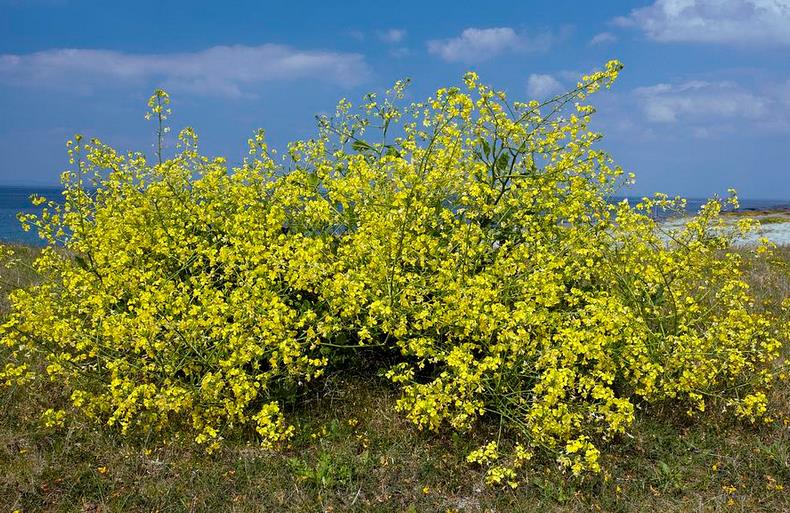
top-left (722, 208), bottom-right (790, 218)
top-left (0, 243), bottom-right (40, 315)
top-left (720, 210), bottom-right (790, 228)
top-left (756, 216), bottom-right (790, 225)
top-left (1, 245), bottom-right (789, 512)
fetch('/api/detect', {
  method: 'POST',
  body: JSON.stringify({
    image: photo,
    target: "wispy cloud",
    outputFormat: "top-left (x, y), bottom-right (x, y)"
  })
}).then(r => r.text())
top-left (0, 44), bottom-right (371, 97)
top-left (427, 27), bottom-right (555, 63)
top-left (613, 0), bottom-right (790, 46)
top-left (589, 32), bottom-right (617, 46)
top-left (527, 73), bottom-right (564, 98)
top-left (622, 78), bottom-right (790, 137)
top-left (633, 80), bottom-right (770, 123)
top-left (377, 29), bottom-right (407, 44)
top-left (590, 76), bottom-right (790, 143)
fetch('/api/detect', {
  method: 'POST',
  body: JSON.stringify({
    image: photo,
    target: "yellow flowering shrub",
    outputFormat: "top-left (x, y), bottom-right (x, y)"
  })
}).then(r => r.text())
top-left (1, 95), bottom-right (337, 449)
top-left (297, 60), bottom-right (786, 477)
top-left (1, 62), bottom-right (787, 478)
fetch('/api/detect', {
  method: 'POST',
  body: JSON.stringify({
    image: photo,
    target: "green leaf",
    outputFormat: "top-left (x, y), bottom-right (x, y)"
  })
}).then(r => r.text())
top-left (496, 153), bottom-right (510, 171)
top-left (74, 255), bottom-right (89, 271)
top-left (481, 139), bottom-right (491, 157)
top-left (351, 140), bottom-right (373, 153)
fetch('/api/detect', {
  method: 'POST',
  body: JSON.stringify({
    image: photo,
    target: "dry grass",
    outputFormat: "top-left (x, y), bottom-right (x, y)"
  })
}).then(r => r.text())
top-left (0, 244), bottom-right (41, 316)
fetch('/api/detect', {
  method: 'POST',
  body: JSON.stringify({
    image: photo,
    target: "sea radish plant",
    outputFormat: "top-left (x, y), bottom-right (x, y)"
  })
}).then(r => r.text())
top-left (1, 61), bottom-right (786, 484)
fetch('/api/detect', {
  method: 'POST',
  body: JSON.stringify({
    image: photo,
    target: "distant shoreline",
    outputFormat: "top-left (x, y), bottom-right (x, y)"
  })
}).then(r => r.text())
top-left (722, 206), bottom-right (790, 216)
top-left (3, 186), bottom-right (790, 246)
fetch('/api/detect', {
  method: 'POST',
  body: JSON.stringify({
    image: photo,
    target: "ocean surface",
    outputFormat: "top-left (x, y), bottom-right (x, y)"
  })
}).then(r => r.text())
top-left (1, 186), bottom-right (789, 246)
top-left (0, 186), bottom-right (64, 245)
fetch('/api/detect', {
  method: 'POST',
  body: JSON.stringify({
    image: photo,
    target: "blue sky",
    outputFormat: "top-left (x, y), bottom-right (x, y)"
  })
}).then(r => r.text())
top-left (1, 0), bottom-right (789, 199)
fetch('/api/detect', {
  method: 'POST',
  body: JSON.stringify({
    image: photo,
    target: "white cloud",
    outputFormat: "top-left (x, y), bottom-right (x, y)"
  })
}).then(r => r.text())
top-left (614, 0), bottom-right (790, 45)
top-left (589, 32), bottom-right (617, 45)
top-left (377, 29), bottom-right (406, 44)
top-left (592, 77), bottom-right (790, 142)
top-left (427, 27), bottom-right (553, 63)
top-left (527, 74), bottom-right (564, 98)
top-left (633, 80), bottom-right (774, 125)
top-left (0, 44), bottom-right (370, 97)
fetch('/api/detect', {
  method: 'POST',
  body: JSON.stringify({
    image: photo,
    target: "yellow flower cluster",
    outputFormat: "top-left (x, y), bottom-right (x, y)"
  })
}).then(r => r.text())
top-left (1, 106), bottom-right (336, 450)
top-left (1, 61), bottom-right (786, 481)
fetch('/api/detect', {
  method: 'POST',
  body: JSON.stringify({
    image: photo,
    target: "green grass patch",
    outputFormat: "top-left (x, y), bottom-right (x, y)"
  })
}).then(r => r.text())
top-left (758, 216), bottom-right (790, 225)
top-left (1, 373), bottom-right (789, 512)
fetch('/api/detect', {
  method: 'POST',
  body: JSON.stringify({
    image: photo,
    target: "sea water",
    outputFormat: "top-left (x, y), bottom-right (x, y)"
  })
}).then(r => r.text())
top-left (0, 186), bottom-right (63, 246)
